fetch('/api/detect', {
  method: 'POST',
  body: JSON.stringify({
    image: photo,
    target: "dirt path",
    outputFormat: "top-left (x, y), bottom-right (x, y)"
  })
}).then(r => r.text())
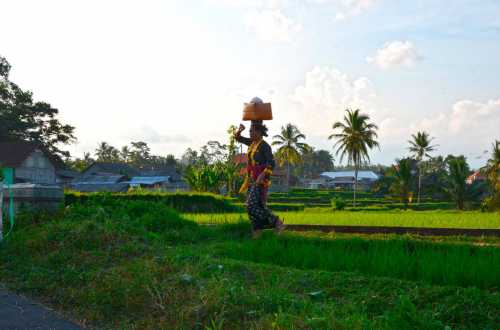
top-left (0, 286), bottom-right (83, 330)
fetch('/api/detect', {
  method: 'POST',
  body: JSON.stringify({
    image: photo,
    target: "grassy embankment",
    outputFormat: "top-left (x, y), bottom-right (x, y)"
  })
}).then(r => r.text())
top-left (0, 198), bottom-right (499, 329)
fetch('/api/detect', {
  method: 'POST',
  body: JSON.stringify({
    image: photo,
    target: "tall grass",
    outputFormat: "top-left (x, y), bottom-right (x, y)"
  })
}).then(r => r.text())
top-left (220, 234), bottom-right (500, 289)
top-left (187, 211), bottom-right (500, 228)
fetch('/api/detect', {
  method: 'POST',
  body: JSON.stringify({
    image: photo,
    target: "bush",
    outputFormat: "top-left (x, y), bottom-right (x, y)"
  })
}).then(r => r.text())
top-left (331, 197), bottom-right (346, 211)
top-left (481, 193), bottom-right (500, 212)
top-left (233, 203), bottom-right (305, 212)
top-left (65, 191), bottom-right (243, 213)
top-left (347, 202), bottom-right (456, 212)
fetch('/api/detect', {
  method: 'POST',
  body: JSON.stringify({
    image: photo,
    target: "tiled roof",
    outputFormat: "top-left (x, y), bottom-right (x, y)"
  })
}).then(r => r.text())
top-left (83, 162), bottom-right (140, 177)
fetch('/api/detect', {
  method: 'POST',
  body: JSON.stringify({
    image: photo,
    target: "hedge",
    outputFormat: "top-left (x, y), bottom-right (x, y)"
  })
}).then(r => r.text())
top-left (347, 202), bottom-right (456, 212)
top-left (65, 191), bottom-right (243, 213)
top-left (233, 202), bottom-right (305, 212)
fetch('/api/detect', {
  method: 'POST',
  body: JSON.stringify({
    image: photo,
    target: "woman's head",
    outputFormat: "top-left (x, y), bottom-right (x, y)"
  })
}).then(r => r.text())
top-left (250, 120), bottom-right (268, 141)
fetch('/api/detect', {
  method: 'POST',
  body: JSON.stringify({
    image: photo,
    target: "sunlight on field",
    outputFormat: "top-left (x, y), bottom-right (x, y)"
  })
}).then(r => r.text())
top-left (186, 211), bottom-right (500, 229)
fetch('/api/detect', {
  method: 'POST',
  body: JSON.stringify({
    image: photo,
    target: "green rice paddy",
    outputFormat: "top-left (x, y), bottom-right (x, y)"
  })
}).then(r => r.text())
top-left (187, 210), bottom-right (500, 229)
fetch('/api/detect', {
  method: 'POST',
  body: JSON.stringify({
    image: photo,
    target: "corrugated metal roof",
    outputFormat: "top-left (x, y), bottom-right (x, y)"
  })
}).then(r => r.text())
top-left (83, 162), bottom-right (140, 177)
top-left (56, 169), bottom-right (81, 179)
top-left (75, 174), bottom-right (125, 184)
top-left (69, 182), bottom-right (129, 192)
top-left (321, 171), bottom-right (379, 180)
top-left (128, 176), bottom-right (170, 185)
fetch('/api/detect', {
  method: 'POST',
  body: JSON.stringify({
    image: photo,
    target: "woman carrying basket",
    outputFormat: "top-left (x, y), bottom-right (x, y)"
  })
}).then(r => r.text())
top-left (235, 97), bottom-right (285, 239)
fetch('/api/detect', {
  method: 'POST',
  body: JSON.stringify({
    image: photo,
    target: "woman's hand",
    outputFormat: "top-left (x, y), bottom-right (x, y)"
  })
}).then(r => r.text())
top-left (238, 124), bottom-right (245, 133)
top-left (256, 172), bottom-right (266, 185)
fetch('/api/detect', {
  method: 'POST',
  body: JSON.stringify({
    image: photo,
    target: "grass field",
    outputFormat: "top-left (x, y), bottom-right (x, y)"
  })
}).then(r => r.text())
top-left (187, 210), bottom-right (500, 229)
top-left (0, 200), bottom-right (499, 329)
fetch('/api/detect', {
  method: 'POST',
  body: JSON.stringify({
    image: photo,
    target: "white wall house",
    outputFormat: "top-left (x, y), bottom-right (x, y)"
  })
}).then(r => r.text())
top-left (320, 171), bottom-right (379, 190)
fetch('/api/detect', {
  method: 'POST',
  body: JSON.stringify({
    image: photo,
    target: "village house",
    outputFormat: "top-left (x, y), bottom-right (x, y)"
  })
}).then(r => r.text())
top-left (0, 142), bottom-right (65, 213)
top-left (0, 142), bottom-right (58, 185)
top-left (319, 170), bottom-right (379, 190)
top-left (70, 162), bottom-right (187, 192)
top-left (466, 171), bottom-right (486, 185)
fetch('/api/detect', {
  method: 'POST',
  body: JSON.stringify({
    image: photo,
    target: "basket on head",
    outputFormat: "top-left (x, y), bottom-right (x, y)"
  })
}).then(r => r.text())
top-left (243, 97), bottom-right (273, 121)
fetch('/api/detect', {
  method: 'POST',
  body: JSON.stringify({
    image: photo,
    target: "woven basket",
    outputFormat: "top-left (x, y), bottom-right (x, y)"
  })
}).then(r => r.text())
top-left (242, 102), bottom-right (273, 121)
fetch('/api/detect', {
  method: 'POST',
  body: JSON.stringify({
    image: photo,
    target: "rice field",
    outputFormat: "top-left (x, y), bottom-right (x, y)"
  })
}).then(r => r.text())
top-left (186, 210), bottom-right (500, 229)
top-left (218, 233), bottom-right (500, 289)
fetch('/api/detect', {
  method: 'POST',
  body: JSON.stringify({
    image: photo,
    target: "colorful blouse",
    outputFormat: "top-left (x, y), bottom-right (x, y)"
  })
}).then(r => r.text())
top-left (235, 134), bottom-right (275, 193)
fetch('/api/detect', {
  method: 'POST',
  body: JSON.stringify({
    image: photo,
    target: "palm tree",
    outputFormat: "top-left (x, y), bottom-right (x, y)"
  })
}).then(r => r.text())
top-left (446, 155), bottom-right (470, 210)
top-left (328, 109), bottom-right (379, 206)
top-left (95, 142), bottom-right (120, 163)
top-left (408, 131), bottom-right (437, 203)
top-left (272, 123), bottom-right (310, 188)
top-left (482, 140), bottom-right (500, 210)
top-left (484, 140), bottom-right (500, 185)
top-left (390, 158), bottom-right (414, 208)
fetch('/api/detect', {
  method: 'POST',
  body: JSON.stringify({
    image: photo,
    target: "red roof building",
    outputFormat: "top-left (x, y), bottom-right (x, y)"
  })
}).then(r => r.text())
top-left (466, 171), bottom-right (486, 185)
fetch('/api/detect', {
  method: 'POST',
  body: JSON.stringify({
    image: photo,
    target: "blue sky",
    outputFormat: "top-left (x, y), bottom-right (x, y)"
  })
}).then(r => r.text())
top-left (2, 0), bottom-right (499, 168)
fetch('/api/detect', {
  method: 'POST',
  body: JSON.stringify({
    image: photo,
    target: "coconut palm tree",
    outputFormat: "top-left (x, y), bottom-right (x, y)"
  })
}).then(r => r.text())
top-left (484, 140), bottom-right (500, 184)
top-left (95, 142), bottom-right (120, 163)
top-left (408, 131), bottom-right (437, 203)
top-left (446, 155), bottom-right (470, 210)
top-left (390, 158), bottom-right (414, 208)
top-left (329, 109), bottom-right (379, 206)
top-left (272, 123), bottom-right (310, 188)
top-left (482, 140), bottom-right (500, 210)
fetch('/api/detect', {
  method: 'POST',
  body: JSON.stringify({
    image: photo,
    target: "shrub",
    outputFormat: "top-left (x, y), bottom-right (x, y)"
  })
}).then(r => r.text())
top-left (65, 191), bottom-right (243, 213)
top-left (331, 197), bottom-right (346, 211)
top-left (481, 195), bottom-right (500, 212)
top-left (233, 203), bottom-right (304, 212)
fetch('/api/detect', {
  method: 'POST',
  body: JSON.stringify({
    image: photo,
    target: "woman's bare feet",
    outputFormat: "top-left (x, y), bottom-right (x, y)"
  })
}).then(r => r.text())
top-left (274, 218), bottom-right (285, 235)
top-left (252, 229), bottom-right (263, 239)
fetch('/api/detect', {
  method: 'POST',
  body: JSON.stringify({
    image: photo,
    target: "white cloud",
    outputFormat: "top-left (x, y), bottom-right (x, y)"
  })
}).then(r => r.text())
top-left (406, 99), bottom-right (500, 161)
top-left (337, 0), bottom-right (376, 19)
top-left (307, 0), bottom-right (377, 20)
top-left (367, 41), bottom-right (423, 69)
top-left (411, 99), bottom-right (500, 136)
top-left (213, 0), bottom-right (375, 41)
top-left (209, 0), bottom-right (301, 41)
top-left (129, 126), bottom-right (191, 144)
top-left (290, 66), bottom-right (383, 137)
top-left (208, 0), bottom-right (283, 9)
top-left (449, 99), bottom-right (500, 133)
top-left (246, 9), bottom-right (302, 42)
top-left (291, 66), bottom-right (376, 112)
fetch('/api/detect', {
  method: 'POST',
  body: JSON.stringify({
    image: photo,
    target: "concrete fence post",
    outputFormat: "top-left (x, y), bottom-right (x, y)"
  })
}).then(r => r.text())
top-left (0, 181), bottom-right (3, 241)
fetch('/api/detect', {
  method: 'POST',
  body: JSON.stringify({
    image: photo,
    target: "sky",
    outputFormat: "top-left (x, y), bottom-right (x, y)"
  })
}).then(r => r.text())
top-left (2, 0), bottom-right (500, 168)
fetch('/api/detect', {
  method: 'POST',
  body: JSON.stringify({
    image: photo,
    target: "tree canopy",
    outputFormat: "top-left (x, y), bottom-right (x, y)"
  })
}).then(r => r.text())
top-left (0, 55), bottom-right (75, 159)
